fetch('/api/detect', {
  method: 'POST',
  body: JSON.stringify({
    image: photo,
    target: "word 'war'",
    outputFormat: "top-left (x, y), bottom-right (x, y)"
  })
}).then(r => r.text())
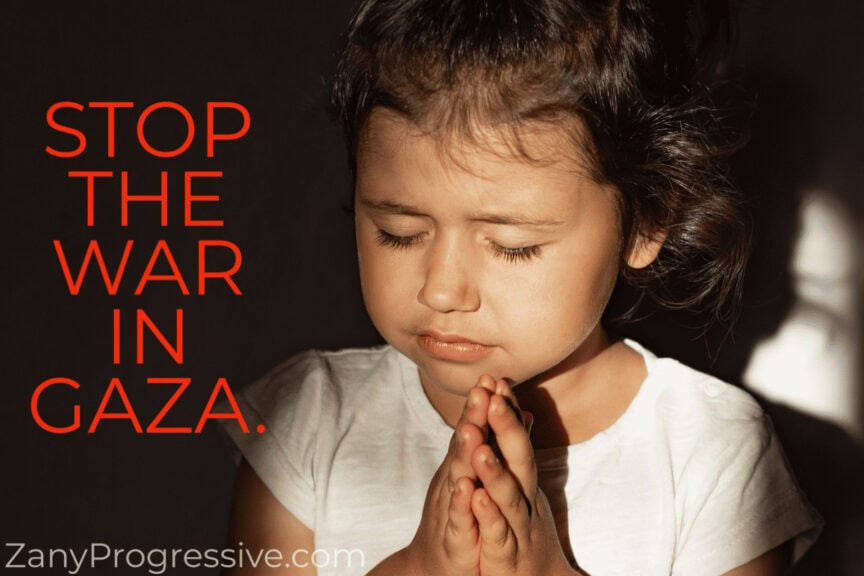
top-left (54, 239), bottom-right (242, 295)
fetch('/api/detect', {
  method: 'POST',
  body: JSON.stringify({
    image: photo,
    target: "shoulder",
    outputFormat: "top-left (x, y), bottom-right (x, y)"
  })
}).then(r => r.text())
top-left (623, 340), bottom-right (778, 491)
top-left (630, 339), bottom-right (768, 446)
top-left (221, 344), bottom-right (405, 467)
top-left (625, 341), bottom-right (821, 572)
top-left (219, 345), bottom-right (408, 529)
top-left (256, 344), bottom-right (398, 389)
top-left (241, 344), bottom-right (401, 411)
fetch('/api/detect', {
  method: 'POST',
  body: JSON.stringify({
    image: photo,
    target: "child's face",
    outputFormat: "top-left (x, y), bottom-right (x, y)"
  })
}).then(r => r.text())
top-left (355, 110), bottom-right (631, 403)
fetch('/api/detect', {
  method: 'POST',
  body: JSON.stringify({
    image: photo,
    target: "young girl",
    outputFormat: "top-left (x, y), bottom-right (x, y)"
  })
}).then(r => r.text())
top-left (222, 1), bottom-right (821, 574)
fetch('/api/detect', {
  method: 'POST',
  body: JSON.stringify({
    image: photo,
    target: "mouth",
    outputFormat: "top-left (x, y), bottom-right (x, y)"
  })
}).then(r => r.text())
top-left (417, 331), bottom-right (494, 362)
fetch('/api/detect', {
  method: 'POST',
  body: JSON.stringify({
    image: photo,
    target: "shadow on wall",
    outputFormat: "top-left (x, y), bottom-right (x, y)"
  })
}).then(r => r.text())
top-left (622, 0), bottom-right (864, 573)
top-left (734, 1), bottom-right (864, 572)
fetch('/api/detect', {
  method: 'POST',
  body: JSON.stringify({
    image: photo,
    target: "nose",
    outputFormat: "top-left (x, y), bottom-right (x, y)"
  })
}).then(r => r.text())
top-left (417, 236), bottom-right (481, 313)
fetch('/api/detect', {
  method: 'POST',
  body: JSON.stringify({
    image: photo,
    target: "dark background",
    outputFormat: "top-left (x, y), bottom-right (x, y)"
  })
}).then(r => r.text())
top-left (2, 1), bottom-right (861, 574)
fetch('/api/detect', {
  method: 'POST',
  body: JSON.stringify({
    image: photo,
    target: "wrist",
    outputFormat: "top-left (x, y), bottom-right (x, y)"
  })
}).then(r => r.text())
top-left (367, 546), bottom-right (422, 576)
top-left (551, 561), bottom-right (585, 576)
top-left (395, 544), bottom-right (426, 576)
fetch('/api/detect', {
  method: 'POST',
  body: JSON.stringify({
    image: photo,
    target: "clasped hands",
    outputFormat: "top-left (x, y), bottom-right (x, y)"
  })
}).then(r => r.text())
top-left (404, 375), bottom-right (578, 576)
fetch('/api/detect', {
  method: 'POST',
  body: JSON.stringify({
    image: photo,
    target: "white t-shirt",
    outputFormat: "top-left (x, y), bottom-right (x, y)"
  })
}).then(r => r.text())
top-left (221, 341), bottom-right (821, 576)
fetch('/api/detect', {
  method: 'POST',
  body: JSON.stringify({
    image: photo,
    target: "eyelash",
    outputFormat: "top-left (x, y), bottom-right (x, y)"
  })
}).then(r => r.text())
top-left (375, 229), bottom-right (541, 262)
top-left (376, 229), bottom-right (426, 249)
top-left (492, 244), bottom-right (541, 262)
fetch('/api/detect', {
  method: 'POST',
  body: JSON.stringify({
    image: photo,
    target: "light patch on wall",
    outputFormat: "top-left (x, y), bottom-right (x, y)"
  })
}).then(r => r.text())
top-left (744, 188), bottom-right (862, 441)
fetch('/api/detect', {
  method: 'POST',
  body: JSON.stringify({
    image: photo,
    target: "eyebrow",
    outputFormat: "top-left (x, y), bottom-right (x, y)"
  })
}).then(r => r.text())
top-left (358, 199), bottom-right (566, 227)
top-left (359, 199), bottom-right (427, 217)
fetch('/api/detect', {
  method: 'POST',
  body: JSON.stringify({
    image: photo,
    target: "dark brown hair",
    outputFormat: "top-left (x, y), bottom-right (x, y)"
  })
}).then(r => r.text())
top-left (331, 0), bottom-right (751, 321)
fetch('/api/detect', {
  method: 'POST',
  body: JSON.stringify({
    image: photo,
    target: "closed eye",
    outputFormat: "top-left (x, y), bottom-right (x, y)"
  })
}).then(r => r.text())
top-left (377, 228), bottom-right (540, 262)
top-left (491, 243), bottom-right (541, 262)
top-left (376, 229), bottom-right (426, 249)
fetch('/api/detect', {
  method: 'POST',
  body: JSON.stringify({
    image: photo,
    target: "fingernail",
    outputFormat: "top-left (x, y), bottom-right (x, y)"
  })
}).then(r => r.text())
top-left (477, 375), bottom-right (495, 391)
top-left (492, 399), bottom-right (505, 415)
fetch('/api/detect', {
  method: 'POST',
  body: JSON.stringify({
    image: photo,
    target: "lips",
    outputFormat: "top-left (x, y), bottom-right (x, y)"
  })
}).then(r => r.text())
top-left (417, 331), bottom-right (494, 362)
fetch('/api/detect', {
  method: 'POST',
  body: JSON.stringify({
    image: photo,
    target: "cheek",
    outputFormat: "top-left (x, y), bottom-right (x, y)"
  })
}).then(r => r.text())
top-left (510, 243), bottom-right (620, 336)
top-left (358, 244), bottom-right (385, 308)
top-left (357, 231), bottom-right (383, 314)
top-left (357, 237), bottom-right (414, 328)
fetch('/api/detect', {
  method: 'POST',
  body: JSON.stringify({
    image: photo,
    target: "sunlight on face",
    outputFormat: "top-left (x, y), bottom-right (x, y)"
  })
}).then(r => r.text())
top-left (355, 110), bottom-right (625, 413)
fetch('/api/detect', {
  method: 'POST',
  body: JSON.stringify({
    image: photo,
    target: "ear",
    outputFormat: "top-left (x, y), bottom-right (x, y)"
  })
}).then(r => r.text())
top-left (626, 231), bottom-right (666, 269)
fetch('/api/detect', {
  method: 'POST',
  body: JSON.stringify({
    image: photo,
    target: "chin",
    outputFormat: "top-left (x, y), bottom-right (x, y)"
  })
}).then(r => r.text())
top-left (422, 355), bottom-right (532, 394)
top-left (412, 356), bottom-right (492, 395)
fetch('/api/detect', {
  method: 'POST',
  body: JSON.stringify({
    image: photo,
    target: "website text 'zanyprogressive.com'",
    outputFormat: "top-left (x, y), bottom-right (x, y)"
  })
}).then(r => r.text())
top-left (4, 542), bottom-right (366, 574)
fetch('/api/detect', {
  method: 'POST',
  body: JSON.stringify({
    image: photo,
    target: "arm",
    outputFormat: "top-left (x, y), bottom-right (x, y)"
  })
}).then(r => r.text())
top-left (365, 548), bottom-right (419, 576)
top-left (721, 546), bottom-right (786, 576)
top-left (225, 459), bottom-right (317, 576)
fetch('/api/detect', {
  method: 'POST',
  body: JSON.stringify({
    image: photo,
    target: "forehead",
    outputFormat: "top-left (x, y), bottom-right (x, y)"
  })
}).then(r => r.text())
top-left (355, 109), bottom-right (620, 227)
top-left (357, 108), bottom-right (594, 178)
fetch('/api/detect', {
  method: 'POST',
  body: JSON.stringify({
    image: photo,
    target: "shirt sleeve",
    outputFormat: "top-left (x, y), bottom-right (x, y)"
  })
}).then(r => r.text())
top-left (218, 351), bottom-right (326, 530)
top-left (672, 411), bottom-right (823, 575)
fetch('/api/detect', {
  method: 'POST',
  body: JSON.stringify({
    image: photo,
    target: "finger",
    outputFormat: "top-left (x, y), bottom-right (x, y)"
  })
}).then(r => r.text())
top-left (446, 476), bottom-right (478, 542)
top-left (472, 487), bottom-right (516, 563)
top-left (448, 421), bottom-right (484, 487)
top-left (494, 378), bottom-right (524, 419)
top-left (444, 477), bottom-right (483, 571)
top-left (473, 444), bottom-right (532, 543)
top-left (444, 382), bottom-right (492, 487)
top-left (488, 393), bottom-right (537, 497)
top-left (464, 380), bottom-right (492, 429)
top-left (522, 410), bottom-right (534, 435)
top-left (447, 384), bottom-right (491, 456)
top-left (476, 373), bottom-right (497, 394)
